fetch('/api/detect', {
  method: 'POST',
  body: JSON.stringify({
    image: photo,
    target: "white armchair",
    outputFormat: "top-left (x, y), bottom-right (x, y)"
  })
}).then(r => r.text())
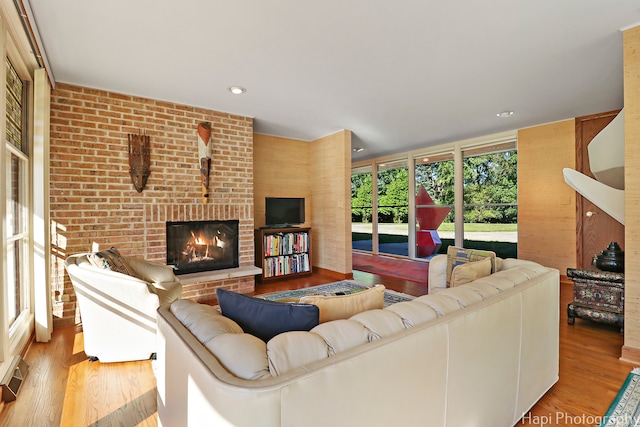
top-left (64, 252), bottom-right (182, 363)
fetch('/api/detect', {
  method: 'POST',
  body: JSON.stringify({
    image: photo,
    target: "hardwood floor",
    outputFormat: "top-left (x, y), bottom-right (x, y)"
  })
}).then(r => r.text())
top-left (0, 267), bottom-right (634, 426)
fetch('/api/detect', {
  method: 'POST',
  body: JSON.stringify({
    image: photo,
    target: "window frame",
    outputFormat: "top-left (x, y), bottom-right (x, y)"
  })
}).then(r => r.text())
top-left (2, 31), bottom-right (35, 362)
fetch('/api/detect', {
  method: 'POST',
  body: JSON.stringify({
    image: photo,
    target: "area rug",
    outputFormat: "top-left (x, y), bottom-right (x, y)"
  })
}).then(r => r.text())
top-left (352, 252), bottom-right (430, 284)
top-left (599, 368), bottom-right (640, 426)
top-left (259, 280), bottom-right (415, 307)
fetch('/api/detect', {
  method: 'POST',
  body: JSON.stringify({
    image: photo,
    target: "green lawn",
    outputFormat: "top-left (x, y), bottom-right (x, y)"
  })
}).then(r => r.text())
top-left (352, 222), bottom-right (517, 233)
top-left (436, 223), bottom-right (517, 232)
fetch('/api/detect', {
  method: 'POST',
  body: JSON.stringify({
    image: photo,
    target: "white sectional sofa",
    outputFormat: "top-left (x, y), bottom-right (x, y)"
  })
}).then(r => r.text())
top-left (155, 257), bottom-right (559, 427)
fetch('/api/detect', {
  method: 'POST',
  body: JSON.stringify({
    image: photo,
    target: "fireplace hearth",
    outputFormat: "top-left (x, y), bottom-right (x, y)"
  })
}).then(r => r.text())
top-left (166, 220), bottom-right (239, 275)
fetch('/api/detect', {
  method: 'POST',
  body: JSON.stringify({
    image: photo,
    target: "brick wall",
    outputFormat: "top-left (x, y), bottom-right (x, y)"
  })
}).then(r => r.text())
top-left (49, 83), bottom-right (255, 327)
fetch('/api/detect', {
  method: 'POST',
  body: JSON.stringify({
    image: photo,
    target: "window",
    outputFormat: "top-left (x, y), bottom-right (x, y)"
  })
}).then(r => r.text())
top-left (351, 138), bottom-right (518, 260)
top-left (5, 57), bottom-right (29, 328)
top-left (377, 160), bottom-right (408, 256)
top-left (414, 152), bottom-right (455, 258)
top-left (351, 165), bottom-right (374, 252)
top-left (461, 141), bottom-right (517, 257)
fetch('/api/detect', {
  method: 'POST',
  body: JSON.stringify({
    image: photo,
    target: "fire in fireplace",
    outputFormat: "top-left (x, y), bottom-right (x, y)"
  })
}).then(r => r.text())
top-left (166, 220), bottom-right (239, 275)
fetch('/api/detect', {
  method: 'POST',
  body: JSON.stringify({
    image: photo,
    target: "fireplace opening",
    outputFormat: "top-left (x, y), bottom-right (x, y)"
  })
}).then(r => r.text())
top-left (166, 220), bottom-right (239, 275)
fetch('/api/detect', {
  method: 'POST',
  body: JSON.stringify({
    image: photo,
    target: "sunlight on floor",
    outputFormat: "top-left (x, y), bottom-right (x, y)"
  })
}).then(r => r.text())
top-left (60, 328), bottom-right (158, 425)
top-left (73, 331), bottom-right (84, 356)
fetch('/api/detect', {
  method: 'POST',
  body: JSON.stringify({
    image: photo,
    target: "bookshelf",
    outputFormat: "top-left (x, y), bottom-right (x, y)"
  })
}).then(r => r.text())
top-left (255, 227), bottom-right (312, 283)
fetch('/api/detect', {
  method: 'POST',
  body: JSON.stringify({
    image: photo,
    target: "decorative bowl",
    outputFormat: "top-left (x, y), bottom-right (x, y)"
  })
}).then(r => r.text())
top-left (593, 241), bottom-right (624, 273)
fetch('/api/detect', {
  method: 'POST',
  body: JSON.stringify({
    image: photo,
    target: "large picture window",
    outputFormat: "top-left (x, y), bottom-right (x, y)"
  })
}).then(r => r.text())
top-left (351, 139), bottom-right (517, 260)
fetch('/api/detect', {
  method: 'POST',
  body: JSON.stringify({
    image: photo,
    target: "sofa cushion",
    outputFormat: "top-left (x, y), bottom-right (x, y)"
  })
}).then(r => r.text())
top-left (463, 281), bottom-right (502, 298)
top-left (170, 299), bottom-right (243, 343)
top-left (439, 286), bottom-right (485, 307)
top-left (88, 247), bottom-right (140, 278)
top-left (500, 258), bottom-right (547, 272)
top-left (310, 320), bottom-right (370, 356)
top-left (125, 256), bottom-right (177, 284)
top-left (413, 294), bottom-right (464, 316)
top-left (450, 257), bottom-right (492, 287)
top-left (385, 301), bottom-right (438, 328)
top-left (216, 288), bottom-right (320, 342)
top-left (445, 246), bottom-right (496, 287)
top-left (349, 309), bottom-right (406, 341)
top-left (206, 333), bottom-right (272, 380)
top-left (267, 331), bottom-right (329, 376)
top-left (299, 285), bottom-right (385, 323)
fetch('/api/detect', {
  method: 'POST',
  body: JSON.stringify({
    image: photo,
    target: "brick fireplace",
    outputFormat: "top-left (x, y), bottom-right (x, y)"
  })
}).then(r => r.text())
top-left (49, 84), bottom-right (255, 327)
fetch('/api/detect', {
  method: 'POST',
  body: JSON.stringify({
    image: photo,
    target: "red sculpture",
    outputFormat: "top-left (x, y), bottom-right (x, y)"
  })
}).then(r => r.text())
top-left (415, 185), bottom-right (451, 257)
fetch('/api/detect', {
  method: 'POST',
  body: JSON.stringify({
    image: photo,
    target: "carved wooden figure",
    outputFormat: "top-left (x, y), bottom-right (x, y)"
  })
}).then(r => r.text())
top-left (128, 133), bottom-right (151, 193)
top-left (198, 122), bottom-right (212, 203)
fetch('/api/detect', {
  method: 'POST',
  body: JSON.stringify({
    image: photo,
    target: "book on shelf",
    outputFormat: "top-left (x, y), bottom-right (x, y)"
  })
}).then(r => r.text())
top-left (263, 253), bottom-right (310, 278)
top-left (264, 231), bottom-right (309, 257)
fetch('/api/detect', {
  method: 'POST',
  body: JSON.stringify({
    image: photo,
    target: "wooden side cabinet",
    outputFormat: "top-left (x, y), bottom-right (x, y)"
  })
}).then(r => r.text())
top-left (255, 227), bottom-right (312, 283)
top-left (567, 267), bottom-right (624, 333)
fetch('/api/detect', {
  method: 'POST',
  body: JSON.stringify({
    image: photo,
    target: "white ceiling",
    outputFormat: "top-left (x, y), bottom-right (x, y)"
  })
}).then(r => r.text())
top-left (25, 0), bottom-right (640, 161)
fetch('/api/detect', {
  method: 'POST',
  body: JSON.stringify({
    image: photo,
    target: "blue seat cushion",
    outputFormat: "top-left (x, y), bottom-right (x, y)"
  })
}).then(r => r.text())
top-left (216, 288), bottom-right (320, 342)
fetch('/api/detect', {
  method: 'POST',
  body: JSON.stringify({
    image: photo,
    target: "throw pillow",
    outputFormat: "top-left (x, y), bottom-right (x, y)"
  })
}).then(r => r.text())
top-left (216, 288), bottom-right (320, 342)
top-left (450, 257), bottom-right (493, 287)
top-left (445, 246), bottom-right (496, 287)
top-left (88, 247), bottom-right (140, 278)
top-left (299, 285), bottom-right (385, 323)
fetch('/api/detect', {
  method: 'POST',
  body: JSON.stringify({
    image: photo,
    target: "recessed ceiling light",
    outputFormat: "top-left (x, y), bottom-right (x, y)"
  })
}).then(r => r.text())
top-left (497, 111), bottom-right (514, 118)
top-left (228, 86), bottom-right (246, 95)
top-left (353, 147), bottom-right (364, 152)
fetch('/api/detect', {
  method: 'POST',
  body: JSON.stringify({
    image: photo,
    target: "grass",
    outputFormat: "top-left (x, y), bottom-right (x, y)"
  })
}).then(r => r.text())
top-left (351, 222), bottom-right (517, 233)
top-left (436, 223), bottom-right (517, 232)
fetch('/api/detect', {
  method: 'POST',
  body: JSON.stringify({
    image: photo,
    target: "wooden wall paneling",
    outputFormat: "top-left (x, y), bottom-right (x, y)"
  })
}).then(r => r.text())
top-left (517, 121), bottom-right (576, 273)
top-left (621, 25), bottom-right (640, 362)
top-left (310, 131), bottom-right (352, 275)
top-left (253, 134), bottom-right (312, 229)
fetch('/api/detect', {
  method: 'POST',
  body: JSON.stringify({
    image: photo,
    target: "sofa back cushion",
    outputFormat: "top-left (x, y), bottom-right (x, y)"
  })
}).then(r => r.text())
top-left (216, 288), bottom-right (320, 342)
top-left (299, 285), bottom-right (385, 323)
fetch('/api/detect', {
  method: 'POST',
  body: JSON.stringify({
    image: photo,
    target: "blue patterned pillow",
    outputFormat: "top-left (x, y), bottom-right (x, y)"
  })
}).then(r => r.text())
top-left (216, 288), bottom-right (319, 342)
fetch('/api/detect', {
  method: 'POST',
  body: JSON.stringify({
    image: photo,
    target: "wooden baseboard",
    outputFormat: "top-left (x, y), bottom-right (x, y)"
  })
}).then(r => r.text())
top-left (620, 345), bottom-right (640, 364)
top-left (312, 267), bottom-right (353, 281)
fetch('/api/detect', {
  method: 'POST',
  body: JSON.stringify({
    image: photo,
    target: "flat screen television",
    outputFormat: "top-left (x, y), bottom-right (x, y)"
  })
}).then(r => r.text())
top-left (265, 197), bottom-right (305, 227)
